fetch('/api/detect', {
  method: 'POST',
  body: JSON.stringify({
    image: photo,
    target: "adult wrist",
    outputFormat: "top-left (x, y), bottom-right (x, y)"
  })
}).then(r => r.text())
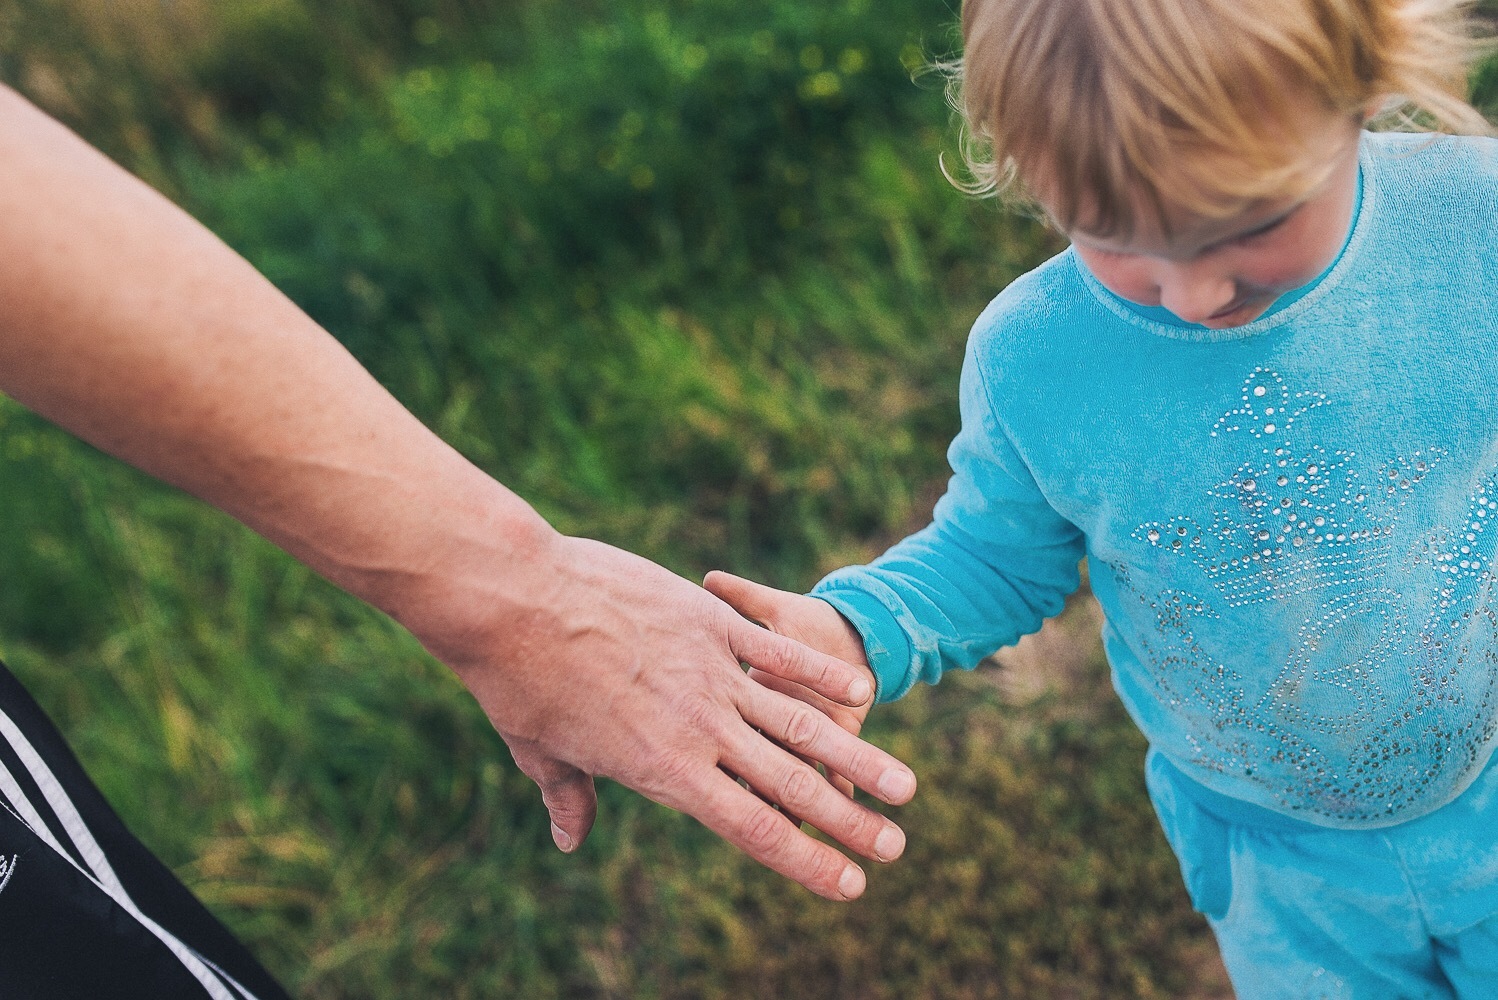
top-left (343, 469), bottom-right (564, 665)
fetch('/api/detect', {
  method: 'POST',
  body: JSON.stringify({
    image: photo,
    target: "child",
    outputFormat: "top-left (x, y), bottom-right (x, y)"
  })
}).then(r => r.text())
top-left (707, 0), bottom-right (1498, 994)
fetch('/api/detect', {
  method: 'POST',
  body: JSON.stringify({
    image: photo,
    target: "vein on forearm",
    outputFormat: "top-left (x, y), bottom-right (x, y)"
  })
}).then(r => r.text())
top-left (0, 83), bottom-right (550, 640)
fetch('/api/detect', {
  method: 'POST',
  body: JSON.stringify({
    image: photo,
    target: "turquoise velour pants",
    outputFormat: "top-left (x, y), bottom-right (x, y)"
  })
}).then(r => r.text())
top-left (1147, 750), bottom-right (1498, 999)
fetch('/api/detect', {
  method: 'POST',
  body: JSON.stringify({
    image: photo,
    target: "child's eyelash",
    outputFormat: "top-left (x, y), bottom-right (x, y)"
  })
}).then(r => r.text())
top-left (1233, 214), bottom-right (1291, 245)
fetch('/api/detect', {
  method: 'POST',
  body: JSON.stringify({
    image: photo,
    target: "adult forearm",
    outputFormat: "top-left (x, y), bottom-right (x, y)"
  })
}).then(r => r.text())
top-left (0, 85), bottom-right (916, 900)
top-left (0, 84), bottom-right (544, 631)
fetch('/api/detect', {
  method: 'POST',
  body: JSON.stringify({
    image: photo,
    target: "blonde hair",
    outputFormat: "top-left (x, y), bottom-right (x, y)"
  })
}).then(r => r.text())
top-left (951, 0), bottom-right (1495, 236)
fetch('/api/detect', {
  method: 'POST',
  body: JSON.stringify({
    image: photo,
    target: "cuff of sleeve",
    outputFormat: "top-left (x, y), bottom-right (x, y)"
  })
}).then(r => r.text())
top-left (808, 583), bottom-right (915, 704)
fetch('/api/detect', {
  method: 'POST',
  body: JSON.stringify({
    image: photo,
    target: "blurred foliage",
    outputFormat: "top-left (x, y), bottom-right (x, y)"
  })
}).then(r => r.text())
top-left (2, 0), bottom-right (1493, 996)
top-left (4, 0), bottom-right (1059, 583)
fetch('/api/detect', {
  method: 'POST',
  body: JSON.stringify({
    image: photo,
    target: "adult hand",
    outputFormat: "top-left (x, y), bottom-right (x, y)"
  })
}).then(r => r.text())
top-left (406, 532), bottom-right (915, 901)
top-left (704, 570), bottom-right (876, 799)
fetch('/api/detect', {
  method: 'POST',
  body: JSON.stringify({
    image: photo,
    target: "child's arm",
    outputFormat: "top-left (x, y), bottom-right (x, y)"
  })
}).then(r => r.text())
top-left (801, 321), bottom-right (1087, 707)
top-left (0, 84), bottom-right (916, 900)
top-left (715, 322), bottom-right (1087, 744)
top-left (704, 571), bottom-right (875, 799)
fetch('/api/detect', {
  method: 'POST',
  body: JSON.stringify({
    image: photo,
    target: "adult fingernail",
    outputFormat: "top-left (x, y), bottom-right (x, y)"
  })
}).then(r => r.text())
top-left (838, 864), bottom-right (866, 899)
top-left (847, 677), bottom-right (873, 704)
top-left (874, 824), bottom-right (905, 862)
top-left (878, 768), bottom-right (916, 802)
top-left (551, 822), bottom-right (574, 853)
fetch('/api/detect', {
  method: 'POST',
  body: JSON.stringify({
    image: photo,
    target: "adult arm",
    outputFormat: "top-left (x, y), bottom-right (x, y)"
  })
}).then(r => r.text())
top-left (0, 85), bottom-right (914, 900)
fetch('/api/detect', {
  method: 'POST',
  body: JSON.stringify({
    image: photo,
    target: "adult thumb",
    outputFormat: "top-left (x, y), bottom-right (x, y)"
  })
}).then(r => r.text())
top-left (543, 771), bottom-right (598, 854)
top-left (510, 743), bottom-right (598, 853)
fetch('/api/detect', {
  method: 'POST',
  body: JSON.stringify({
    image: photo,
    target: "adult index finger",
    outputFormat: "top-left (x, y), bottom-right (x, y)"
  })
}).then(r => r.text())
top-left (725, 613), bottom-right (873, 708)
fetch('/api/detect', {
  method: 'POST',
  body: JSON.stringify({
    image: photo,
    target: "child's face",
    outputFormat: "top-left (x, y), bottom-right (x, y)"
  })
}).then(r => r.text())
top-left (1061, 119), bottom-right (1363, 330)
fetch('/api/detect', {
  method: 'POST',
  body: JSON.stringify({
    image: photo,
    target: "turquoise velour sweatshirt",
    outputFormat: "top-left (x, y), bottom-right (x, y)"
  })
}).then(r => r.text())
top-left (812, 131), bottom-right (1498, 829)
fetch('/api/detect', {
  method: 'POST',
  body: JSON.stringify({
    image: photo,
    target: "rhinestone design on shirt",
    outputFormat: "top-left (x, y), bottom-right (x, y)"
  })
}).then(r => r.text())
top-left (1117, 368), bottom-right (1498, 823)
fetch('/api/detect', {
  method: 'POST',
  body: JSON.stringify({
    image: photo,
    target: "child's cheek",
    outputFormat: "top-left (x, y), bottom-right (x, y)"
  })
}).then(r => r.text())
top-left (1240, 238), bottom-right (1337, 295)
top-left (1242, 209), bottom-right (1350, 293)
top-left (1076, 249), bottom-right (1157, 306)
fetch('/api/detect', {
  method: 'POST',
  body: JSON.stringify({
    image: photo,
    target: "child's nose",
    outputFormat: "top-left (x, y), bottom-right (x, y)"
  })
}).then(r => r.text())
top-left (1157, 265), bottom-right (1238, 325)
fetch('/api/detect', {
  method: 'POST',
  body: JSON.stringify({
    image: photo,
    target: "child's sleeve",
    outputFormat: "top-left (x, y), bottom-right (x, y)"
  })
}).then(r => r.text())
top-left (811, 332), bottom-right (1085, 702)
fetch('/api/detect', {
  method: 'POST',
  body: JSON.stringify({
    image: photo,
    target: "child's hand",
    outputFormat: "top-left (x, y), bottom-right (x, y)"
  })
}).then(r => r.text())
top-left (704, 571), bottom-right (875, 799)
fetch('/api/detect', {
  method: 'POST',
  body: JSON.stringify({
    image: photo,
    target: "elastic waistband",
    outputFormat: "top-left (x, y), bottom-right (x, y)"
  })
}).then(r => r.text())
top-left (1147, 751), bottom-right (1357, 835)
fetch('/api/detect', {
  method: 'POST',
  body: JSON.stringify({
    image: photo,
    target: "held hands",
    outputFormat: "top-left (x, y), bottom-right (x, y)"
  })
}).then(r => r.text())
top-left (703, 572), bottom-right (877, 799)
top-left (411, 532), bottom-right (915, 901)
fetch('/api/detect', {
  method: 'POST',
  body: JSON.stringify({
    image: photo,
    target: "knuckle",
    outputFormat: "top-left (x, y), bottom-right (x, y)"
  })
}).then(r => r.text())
top-left (807, 652), bottom-right (837, 691)
top-left (837, 743), bottom-right (873, 781)
top-left (741, 805), bottom-right (790, 854)
top-left (654, 750), bottom-right (698, 789)
top-left (782, 639), bottom-right (811, 676)
top-left (753, 633), bottom-right (792, 676)
top-left (635, 749), bottom-right (700, 806)
top-left (705, 598), bottom-right (735, 635)
top-left (545, 796), bottom-right (588, 824)
top-left (702, 602), bottom-right (737, 649)
top-left (779, 765), bottom-right (821, 811)
top-left (851, 805), bottom-right (887, 844)
top-left (782, 705), bottom-right (820, 750)
top-left (678, 691), bottom-right (722, 733)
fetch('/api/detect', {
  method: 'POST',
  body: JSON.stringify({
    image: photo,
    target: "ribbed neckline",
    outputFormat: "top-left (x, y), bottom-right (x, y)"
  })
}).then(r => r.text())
top-left (1070, 132), bottom-right (1377, 343)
